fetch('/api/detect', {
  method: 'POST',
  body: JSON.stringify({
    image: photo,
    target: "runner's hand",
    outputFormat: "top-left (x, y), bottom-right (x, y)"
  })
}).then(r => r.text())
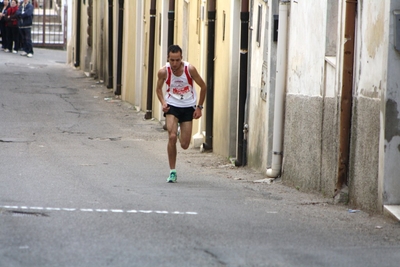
top-left (193, 108), bottom-right (202, 119)
top-left (162, 103), bottom-right (170, 113)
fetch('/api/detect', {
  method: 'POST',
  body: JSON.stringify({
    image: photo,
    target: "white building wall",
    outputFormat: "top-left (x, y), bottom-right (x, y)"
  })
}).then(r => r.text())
top-left (355, 1), bottom-right (386, 99)
top-left (381, 0), bottom-right (400, 206)
top-left (246, 0), bottom-right (284, 171)
top-left (286, 0), bottom-right (327, 96)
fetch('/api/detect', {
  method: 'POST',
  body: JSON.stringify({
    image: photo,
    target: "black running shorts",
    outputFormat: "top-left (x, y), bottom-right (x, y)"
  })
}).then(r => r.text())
top-left (164, 105), bottom-right (195, 123)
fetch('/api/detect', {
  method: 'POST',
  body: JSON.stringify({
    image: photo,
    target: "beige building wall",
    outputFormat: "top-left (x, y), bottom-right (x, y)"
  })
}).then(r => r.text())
top-left (67, 0), bottom-right (90, 71)
top-left (91, 1), bottom-right (106, 81)
top-left (121, 1), bottom-right (139, 104)
top-left (141, 0), bottom-right (150, 112)
top-left (247, 0), bottom-right (276, 171)
top-left (186, 0), bottom-right (207, 146)
top-left (152, 0), bottom-right (168, 123)
top-left (213, 0), bottom-right (240, 158)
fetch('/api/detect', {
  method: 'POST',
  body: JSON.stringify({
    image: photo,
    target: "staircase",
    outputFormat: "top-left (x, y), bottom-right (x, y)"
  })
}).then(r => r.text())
top-left (32, 0), bottom-right (66, 49)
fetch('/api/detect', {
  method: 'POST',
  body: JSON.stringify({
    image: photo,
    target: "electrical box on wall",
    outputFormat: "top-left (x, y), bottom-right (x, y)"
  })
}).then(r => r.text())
top-left (395, 11), bottom-right (400, 52)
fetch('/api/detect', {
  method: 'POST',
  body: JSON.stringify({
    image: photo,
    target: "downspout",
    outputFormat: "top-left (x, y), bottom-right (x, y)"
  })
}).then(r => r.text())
top-left (193, 0), bottom-right (207, 147)
top-left (145, 0), bottom-right (157, 120)
top-left (167, 0), bottom-right (175, 47)
top-left (266, 0), bottom-right (289, 177)
top-left (235, 0), bottom-right (249, 166)
top-left (203, 0), bottom-right (216, 151)
top-left (115, 0), bottom-right (124, 96)
top-left (74, 0), bottom-right (81, 67)
top-left (107, 0), bottom-right (114, 89)
top-left (335, 0), bottom-right (357, 194)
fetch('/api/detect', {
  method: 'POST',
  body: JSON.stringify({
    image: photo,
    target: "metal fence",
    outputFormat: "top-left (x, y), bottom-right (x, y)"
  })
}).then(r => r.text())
top-left (32, 0), bottom-right (67, 49)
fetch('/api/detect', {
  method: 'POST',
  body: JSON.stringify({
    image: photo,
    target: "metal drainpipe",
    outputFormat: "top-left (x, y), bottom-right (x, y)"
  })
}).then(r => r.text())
top-left (115, 0), bottom-right (124, 96)
top-left (74, 0), bottom-right (81, 67)
top-left (167, 0), bottom-right (175, 48)
top-left (235, 0), bottom-right (249, 167)
top-left (203, 0), bottom-right (216, 151)
top-left (145, 0), bottom-right (157, 120)
top-left (336, 0), bottom-right (357, 194)
top-left (266, 0), bottom-right (290, 177)
top-left (107, 0), bottom-right (114, 89)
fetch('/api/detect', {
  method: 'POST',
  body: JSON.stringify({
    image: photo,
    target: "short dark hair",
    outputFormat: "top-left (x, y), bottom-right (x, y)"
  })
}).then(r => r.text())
top-left (168, 45), bottom-right (182, 56)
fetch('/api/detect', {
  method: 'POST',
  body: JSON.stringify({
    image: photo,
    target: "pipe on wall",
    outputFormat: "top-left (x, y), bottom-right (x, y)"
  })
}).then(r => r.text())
top-left (203, 0), bottom-right (216, 151)
top-left (167, 0), bottom-right (175, 48)
top-left (107, 0), bottom-right (114, 89)
top-left (235, 0), bottom-right (250, 166)
top-left (266, 0), bottom-right (289, 177)
top-left (115, 0), bottom-right (124, 95)
top-left (74, 0), bottom-right (82, 67)
top-left (145, 0), bottom-right (157, 120)
top-left (336, 0), bottom-right (357, 194)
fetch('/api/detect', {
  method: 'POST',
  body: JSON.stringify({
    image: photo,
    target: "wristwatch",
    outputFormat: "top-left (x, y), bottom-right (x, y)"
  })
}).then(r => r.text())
top-left (197, 105), bottom-right (204, 110)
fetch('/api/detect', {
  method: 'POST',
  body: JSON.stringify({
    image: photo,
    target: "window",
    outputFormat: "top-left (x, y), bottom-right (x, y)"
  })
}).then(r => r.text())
top-left (325, 0), bottom-right (339, 56)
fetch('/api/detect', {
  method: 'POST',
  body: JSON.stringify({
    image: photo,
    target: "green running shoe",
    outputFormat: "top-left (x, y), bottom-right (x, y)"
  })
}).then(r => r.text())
top-left (167, 171), bottom-right (177, 183)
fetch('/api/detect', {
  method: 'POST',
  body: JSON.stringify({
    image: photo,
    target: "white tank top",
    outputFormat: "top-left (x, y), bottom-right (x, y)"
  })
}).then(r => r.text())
top-left (165, 61), bottom-right (197, 108)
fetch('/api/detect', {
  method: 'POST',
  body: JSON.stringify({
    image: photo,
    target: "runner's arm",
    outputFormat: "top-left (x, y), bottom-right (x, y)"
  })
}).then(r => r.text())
top-left (156, 67), bottom-right (169, 111)
top-left (189, 65), bottom-right (207, 107)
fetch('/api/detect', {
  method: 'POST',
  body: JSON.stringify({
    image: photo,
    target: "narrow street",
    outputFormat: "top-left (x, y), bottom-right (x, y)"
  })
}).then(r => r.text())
top-left (0, 49), bottom-right (399, 267)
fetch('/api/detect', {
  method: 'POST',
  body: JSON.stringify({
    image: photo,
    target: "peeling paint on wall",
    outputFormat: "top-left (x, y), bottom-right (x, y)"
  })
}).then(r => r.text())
top-left (364, 3), bottom-right (385, 59)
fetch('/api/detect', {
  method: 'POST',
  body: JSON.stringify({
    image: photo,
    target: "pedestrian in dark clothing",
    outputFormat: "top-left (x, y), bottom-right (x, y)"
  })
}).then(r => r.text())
top-left (15, 0), bottom-right (33, 57)
top-left (5, 0), bottom-right (19, 53)
top-left (0, 1), bottom-right (3, 48)
top-left (0, 0), bottom-right (10, 50)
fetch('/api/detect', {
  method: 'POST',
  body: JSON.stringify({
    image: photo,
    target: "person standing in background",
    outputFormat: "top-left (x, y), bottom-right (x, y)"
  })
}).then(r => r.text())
top-left (0, 0), bottom-right (10, 51)
top-left (5, 0), bottom-right (19, 53)
top-left (15, 0), bottom-right (33, 57)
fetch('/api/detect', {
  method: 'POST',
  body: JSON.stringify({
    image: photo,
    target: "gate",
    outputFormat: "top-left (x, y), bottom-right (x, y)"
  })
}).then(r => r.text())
top-left (32, 0), bottom-right (67, 49)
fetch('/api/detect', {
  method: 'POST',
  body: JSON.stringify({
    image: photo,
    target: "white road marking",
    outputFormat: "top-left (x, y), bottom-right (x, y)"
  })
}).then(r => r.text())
top-left (96, 209), bottom-right (108, 212)
top-left (173, 211), bottom-right (185, 214)
top-left (111, 209), bottom-right (124, 213)
top-left (0, 205), bottom-right (198, 215)
top-left (62, 208), bottom-right (76, 211)
top-left (46, 207), bottom-right (61, 211)
top-left (139, 210), bottom-right (152, 213)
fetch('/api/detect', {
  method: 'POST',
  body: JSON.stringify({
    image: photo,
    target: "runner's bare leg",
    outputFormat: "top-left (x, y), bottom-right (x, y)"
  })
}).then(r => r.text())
top-left (179, 121), bottom-right (193, 149)
top-left (166, 114), bottom-right (179, 169)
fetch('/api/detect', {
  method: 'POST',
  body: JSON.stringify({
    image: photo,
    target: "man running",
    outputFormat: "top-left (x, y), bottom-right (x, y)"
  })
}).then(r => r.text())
top-left (156, 45), bottom-right (207, 183)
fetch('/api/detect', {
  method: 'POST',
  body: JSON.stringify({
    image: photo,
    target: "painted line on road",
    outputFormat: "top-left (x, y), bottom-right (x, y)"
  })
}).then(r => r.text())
top-left (0, 205), bottom-right (198, 215)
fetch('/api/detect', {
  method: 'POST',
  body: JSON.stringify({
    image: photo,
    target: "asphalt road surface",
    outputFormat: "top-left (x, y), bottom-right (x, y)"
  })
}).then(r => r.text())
top-left (0, 49), bottom-right (399, 267)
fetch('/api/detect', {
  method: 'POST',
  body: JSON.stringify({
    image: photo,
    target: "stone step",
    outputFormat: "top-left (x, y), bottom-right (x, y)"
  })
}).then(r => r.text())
top-left (32, 32), bottom-right (64, 43)
top-left (33, 8), bottom-right (62, 24)
top-left (383, 205), bottom-right (400, 221)
top-left (32, 40), bottom-right (64, 44)
top-left (33, 8), bottom-right (60, 16)
top-left (32, 22), bottom-right (63, 32)
top-left (33, 16), bottom-right (61, 23)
